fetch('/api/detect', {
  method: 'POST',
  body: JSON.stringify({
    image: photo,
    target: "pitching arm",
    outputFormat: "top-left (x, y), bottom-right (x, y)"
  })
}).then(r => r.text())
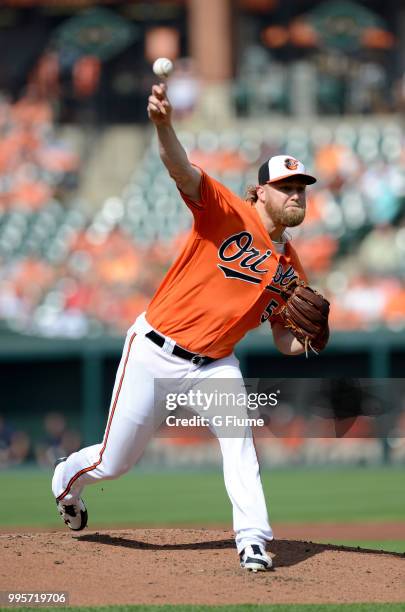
top-left (147, 83), bottom-right (201, 201)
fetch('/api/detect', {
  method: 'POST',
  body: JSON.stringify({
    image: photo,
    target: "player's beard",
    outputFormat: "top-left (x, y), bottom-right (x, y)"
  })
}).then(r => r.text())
top-left (266, 202), bottom-right (305, 227)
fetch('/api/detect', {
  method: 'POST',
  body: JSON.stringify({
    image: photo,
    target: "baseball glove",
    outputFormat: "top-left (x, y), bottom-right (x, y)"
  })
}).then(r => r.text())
top-left (277, 280), bottom-right (330, 356)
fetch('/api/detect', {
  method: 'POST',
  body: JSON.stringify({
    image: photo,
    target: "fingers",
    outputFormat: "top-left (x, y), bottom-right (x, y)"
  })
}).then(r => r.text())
top-left (147, 104), bottom-right (160, 117)
top-left (148, 95), bottom-right (168, 115)
top-left (151, 83), bottom-right (167, 100)
top-left (148, 84), bottom-right (171, 124)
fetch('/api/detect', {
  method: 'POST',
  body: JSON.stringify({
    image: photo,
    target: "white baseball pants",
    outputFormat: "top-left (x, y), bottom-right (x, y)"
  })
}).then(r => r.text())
top-left (52, 313), bottom-right (273, 553)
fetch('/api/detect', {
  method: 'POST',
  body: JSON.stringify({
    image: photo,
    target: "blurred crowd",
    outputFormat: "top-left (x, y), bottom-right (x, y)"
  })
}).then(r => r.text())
top-left (0, 412), bottom-right (81, 469)
top-left (0, 91), bottom-right (79, 211)
top-left (0, 224), bottom-right (187, 337)
top-left (291, 141), bottom-right (405, 331)
top-left (234, 47), bottom-right (405, 118)
top-left (0, 80), bottom-right (405, 336)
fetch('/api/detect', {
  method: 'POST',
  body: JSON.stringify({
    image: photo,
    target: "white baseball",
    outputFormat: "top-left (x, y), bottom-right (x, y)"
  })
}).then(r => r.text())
top-left (152, 57), bottom-right (174, 78)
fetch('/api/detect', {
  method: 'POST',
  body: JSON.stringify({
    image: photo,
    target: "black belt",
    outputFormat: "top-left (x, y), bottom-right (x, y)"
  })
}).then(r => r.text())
top-left (145, 330), bottom-right (217, 367)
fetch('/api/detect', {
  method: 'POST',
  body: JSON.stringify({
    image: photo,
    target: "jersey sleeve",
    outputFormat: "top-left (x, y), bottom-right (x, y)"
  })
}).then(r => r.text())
top-left (178, 166), bottom-right (236, 230)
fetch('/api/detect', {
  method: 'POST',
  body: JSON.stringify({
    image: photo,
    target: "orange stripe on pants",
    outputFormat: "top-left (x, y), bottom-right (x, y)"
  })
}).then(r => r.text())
top-left (56, 332), bottom-right (137, 502)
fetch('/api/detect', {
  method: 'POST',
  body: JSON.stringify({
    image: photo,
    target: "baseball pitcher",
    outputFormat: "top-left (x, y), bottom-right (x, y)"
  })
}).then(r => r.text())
top-left (52, 83), bottom-right (329, 572)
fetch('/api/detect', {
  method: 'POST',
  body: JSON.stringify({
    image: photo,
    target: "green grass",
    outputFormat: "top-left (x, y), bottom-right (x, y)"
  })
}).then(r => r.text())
top-left (327, 540), bottom-right (405, 553)
top-left (2, 604), bottom-right (405, 611)
top-left (0, 466), bottom-right (404, 528)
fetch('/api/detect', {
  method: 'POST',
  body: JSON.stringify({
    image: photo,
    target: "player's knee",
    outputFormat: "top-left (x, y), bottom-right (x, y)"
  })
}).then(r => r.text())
top-left (101, 461), bottom-right (131, 479)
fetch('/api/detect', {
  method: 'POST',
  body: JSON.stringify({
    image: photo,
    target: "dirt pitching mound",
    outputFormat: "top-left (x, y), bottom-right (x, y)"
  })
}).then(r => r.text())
top-left (0, 528), bottom-right (404, 606)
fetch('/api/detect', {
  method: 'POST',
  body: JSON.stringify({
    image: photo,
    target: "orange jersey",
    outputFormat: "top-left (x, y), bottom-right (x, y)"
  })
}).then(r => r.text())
top-left (146, 169), bottom-right (307, 358)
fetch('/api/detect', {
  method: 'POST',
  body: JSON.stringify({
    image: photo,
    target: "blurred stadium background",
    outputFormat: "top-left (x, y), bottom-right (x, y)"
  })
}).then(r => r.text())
top-left (0, 0), bottom-right (405, 486)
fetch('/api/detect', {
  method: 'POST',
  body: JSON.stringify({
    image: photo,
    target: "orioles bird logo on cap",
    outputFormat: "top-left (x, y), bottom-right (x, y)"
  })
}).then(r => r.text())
top-left (284, 158), bottom-right (299, 170)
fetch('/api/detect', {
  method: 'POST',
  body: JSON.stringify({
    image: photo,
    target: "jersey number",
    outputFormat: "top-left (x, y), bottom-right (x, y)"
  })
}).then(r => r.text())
top-left (261, 299), bottom-right (279, 323)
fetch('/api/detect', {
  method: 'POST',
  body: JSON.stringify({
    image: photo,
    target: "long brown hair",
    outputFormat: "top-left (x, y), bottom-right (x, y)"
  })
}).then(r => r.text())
top-left (245, 185), bottom-right (258, 204)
